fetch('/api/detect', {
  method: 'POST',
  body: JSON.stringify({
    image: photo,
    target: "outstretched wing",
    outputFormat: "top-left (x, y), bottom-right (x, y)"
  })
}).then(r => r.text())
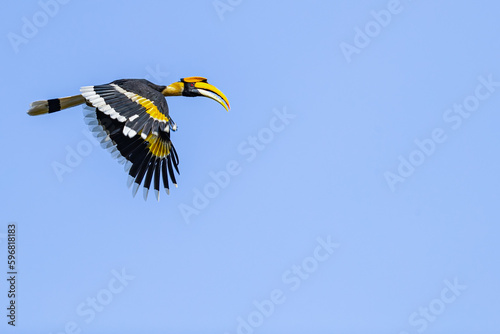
top-left (80, 80), bottom-right (179, 200)
top-left (80, 79), bottom-right (176, 139)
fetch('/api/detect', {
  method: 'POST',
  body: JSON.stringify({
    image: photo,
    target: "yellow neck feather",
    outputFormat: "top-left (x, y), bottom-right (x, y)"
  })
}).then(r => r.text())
top-left (162, 82), bottom-right (184, 96)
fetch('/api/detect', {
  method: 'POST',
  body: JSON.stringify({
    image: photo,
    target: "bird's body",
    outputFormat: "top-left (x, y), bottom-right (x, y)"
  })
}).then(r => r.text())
top-left (28, 77), bottom-right (230, 200)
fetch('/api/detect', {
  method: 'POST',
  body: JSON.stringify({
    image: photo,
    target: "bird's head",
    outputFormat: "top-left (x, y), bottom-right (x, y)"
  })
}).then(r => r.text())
top-left (162, 77), bottom-right (230, 111)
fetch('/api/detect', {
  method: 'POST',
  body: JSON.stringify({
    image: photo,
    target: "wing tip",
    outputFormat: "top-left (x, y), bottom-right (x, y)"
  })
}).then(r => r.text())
top-left (132, 182), bottom-right (140, 197)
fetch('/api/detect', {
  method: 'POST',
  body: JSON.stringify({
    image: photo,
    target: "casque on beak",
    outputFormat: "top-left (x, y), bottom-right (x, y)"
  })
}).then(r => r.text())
top-left (162, 77), bottom-right (230, 111)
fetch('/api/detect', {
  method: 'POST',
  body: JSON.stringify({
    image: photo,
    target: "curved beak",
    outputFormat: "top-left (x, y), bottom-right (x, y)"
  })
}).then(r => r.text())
top-left (194, 82), bottom-right (231, 111)
top-left (164, 77), bottom-right (231, 111)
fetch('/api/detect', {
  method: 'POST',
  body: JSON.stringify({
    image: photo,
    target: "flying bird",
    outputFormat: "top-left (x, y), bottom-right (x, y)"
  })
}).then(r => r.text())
top-left (28, 77), bottom-right (230, 201)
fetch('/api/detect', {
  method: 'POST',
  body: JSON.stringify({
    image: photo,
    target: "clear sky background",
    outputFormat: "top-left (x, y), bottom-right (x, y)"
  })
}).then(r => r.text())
top-left (1, 0), bottom-right (499, 333)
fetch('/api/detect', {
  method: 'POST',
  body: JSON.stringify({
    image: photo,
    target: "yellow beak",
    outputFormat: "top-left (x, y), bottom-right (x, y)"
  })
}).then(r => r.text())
top-left (194, 82), bottom-right (231, 111)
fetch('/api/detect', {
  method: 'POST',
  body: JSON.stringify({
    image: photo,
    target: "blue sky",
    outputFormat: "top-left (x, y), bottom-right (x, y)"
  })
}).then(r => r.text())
top-left (1, 0), bottom-right (500, 333)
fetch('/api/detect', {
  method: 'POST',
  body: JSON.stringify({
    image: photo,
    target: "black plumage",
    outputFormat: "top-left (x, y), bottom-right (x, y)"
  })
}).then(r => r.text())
top-left (82, 79), bottom-right (180, 200)
top-left (28, 76), bottom-right (230, 200)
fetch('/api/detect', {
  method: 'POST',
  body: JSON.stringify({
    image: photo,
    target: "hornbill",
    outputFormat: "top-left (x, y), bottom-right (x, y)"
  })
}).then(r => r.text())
top-left (28, 77), bottom-right (230, 201)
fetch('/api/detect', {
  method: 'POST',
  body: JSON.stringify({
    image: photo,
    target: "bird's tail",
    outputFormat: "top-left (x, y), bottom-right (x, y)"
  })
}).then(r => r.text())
top-left (28, 94), bottom-right (86, 116)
